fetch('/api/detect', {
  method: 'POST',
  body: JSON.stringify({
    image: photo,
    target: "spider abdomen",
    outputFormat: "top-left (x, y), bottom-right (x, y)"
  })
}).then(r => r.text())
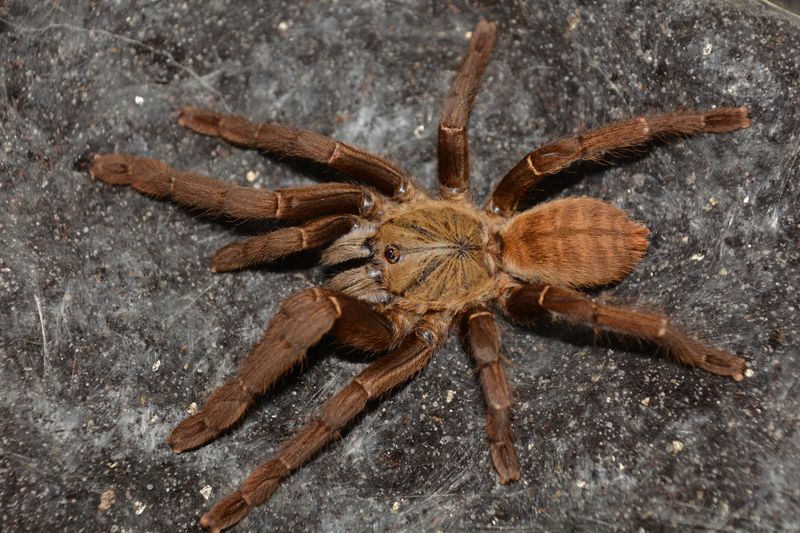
top-left (377, 201), bottom-right (494, 310)
top-left (499, 196), bottom-right (649, 288)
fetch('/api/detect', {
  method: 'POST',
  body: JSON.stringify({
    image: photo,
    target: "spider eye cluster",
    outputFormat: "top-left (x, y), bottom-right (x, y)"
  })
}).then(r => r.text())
top-left (384, 244), bottom-right (401, 263)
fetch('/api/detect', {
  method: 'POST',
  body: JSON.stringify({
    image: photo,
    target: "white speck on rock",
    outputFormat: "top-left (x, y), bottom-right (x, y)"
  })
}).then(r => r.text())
top-left (745, 368), bottom-right (755, 378)
top-left (690, 253), bottom-right (704, 261)
top-left (669, 440), bottom-right (685, 454)
top-left (200, 485), bottom-right (213, 500)
top-left (187, 402), bottom-right (199, 415)
top-left (702, 42), bottom-right (713, 55)
top-left (98, 488), bottom-right (116, 511)
top-left (245, 170), bottom-right (258, 182)
top-left (445, 389), bottom-right (456, 403)
top-left (413, 124), bottom-right (425, 138)
top-left (134, 500), bottom-right (147, 515)
top-left (151, 360), bottom-right (161, 371)
top-left (134, 96), bottom-right (144, 105)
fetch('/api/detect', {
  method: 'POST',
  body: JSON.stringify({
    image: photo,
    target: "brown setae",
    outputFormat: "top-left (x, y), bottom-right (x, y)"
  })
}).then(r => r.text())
top-left (89, 20), bottom-right (751, 532)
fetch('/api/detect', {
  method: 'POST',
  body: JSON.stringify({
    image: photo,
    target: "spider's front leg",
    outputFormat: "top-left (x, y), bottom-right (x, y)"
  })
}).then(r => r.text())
top-left (90, 154), bottom-right (377, 220)
top-left (200, 315), bottom-right (450, 533)
top-left (489, 107), bottom-right (751, 214)
top-left (459, 306), bottom-right (520, 483)
top-left (502, 284), bottom-right (746, 380)
top-left (168, 288), bottom-right (404, 453)
top-left (177, 108), bottom-right (417, 200)
top-left (90, 154), bottom-right (376, 270)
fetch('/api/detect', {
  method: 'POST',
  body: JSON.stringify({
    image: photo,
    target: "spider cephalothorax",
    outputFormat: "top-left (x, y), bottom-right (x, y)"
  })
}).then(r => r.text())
top-left (89, 20), bottom-right (750, 532)
top-left (328, 200), bottom-right (497, 312)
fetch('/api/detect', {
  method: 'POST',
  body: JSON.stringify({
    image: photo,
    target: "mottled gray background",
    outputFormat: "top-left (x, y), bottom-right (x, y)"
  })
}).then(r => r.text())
top-left (2, 1), bottom-right (799, 532)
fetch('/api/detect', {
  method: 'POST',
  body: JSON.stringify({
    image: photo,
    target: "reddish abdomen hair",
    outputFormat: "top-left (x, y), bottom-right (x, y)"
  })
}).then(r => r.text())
top-left (500, 196), bottom-right (649, 288)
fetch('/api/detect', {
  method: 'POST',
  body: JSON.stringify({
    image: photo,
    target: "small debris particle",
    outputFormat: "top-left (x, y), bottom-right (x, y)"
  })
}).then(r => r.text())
top-left (245, 170), bottom-right (258, 182)
top-left (413, 124), bottom-right (425, 138)
top-left (98, 488), bottom-right (116, 511)
top-left (151, 360), bottom-right (161, 371)
top-left (690, 253), bottom-right (705, 261)
top-left (668, 440), bottom-right (685, 454)
top-left (278, 21), bottom-right (289, 31)
top-left (640, 397), bottom-right (651, 406)
top-left (200, 485), bottom-right (213, 500)
top-left (391, 501), bottom-right (401, 513)
top-left (564, 12), bottom-right (581, 37)
top-left (134, 95), bottom-right (144, 105)
top-left (187, 402), bottom-right (199, 415)
top-left (445, 389), bottom-right (456, 403)
top-left (576, 480), bottom-right (587, 488)
top-left (743, 194), bottom-right (750, 204)
top-left (591, 373), bottom-right (601, 382)
top-left (719, 267), bottom-right (728, 276)
top-left (464, 31), bottom-right (472, 40)
top-left (134, 500), bottom-right (147, 515)
top-left (744, 368), bottom-right (755, 378)
top-left (708, 197), bottom-right (718, 207)
top-left (702, 42), bottom-right (713, 55)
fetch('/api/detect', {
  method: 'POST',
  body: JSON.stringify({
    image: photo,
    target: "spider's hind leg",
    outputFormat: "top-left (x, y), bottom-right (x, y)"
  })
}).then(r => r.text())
top-left (489, 107), bottom-right (751, 215)
top-left (502, 284), bottom-right (746, 380)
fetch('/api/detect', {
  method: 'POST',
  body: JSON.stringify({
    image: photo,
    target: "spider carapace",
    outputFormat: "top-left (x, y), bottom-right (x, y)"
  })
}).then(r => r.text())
top-left (89, 19), bottom-right (750, 532)
top-left (329, 200), bottom-right (496, 311)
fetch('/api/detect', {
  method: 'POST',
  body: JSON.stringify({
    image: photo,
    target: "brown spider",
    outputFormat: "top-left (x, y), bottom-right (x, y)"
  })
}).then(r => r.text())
top-left (89, 20), bottom-right (750, 532)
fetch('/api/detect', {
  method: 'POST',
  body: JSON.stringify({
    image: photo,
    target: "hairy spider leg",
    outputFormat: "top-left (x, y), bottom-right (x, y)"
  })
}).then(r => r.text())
top-left (200, 315), bottom-right (449, 533)
top-left (210, 215), bottom-right (360, 272)
top-left (178, 107), bottom-right (418, 200)
top-left (438, 19), bottom-right (496, 199)
top-left (90, 154), bottom-right (377, 220)
top-left (168, 288), bottom-right (403, 453)
top-left (490, 107), bottom-right (752, 215)
top-left (502, 284), bottom-right (746, 380)
top-left (459, 306), bottom-right (520, 483)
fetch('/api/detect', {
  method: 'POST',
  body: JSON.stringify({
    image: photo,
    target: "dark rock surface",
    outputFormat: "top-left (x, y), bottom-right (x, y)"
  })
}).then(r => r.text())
top-left (1, 1), bottom-right (798, 531)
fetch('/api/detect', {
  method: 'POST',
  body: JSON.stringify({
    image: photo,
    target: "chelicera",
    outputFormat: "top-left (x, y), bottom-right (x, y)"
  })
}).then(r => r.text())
top-left (89, 20), bottom-right (750, 532)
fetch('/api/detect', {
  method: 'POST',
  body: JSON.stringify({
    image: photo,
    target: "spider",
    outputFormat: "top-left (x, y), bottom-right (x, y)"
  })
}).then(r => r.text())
top-left (89, 20), bottom-right (750, 532)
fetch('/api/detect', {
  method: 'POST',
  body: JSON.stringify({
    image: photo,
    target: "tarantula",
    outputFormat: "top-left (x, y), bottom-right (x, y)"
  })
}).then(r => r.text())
top-left (89, 20), bottom-right (750, 532)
